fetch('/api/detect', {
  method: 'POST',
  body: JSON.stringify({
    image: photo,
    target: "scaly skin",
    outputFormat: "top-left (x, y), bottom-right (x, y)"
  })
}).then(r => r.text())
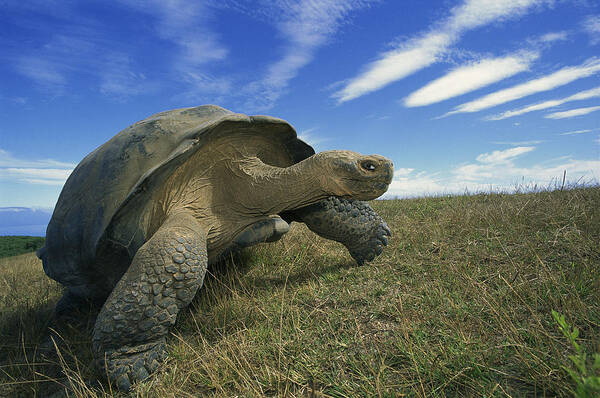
top-left (286, 197), bottom-right (391, 265)
top-left (92, 213), bottom-right (207, 391)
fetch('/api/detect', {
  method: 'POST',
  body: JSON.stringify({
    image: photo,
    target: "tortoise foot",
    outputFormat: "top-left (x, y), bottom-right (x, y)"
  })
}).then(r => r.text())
top-left (101, 340), bottom-right (167, 391)
top-left (346, 219), bottom-right (391, 265)
top-left (289, 197), bottom-right (392, 265)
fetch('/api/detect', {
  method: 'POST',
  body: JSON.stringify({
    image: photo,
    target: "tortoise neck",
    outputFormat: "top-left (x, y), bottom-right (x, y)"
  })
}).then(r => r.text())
top-left (236, 154), bottom-right (331, 214)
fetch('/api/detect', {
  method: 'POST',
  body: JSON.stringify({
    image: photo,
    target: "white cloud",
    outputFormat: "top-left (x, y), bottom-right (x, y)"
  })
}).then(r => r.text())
top-left (394, 168), bottom-right (415, 176)
top-left (491, 140), bottom-right (545, 145)
top-left (297, 127), bottom-right (329, 149)
top-left (445, 0), bottom-right (549, 31)
top-left (535, 31), bottom-right (569, 44)
top-left (453, 157), bottom-right (599, 185)
top-left (120, 0), bottom-right (227, 67)
top-left (4, 168), bottom-right (71, 180)
top-left (558, 129), bottom-right (594, 135)
top-left (99, 54), bottom-right (158, 97)
top-left (545, 105), bottom-right (600, 119)
top-left (443, 58), bottom-right (600, 116)
top-left (582, 15), bottom-right (600, 44)
top-left (487, 86), bottom-right (600, 120)
top-left (385, 146), bottom-right (600, 198)
top-left (15, 56), bottom-right (67, 90)
top-left (0, 149), bottom-right (76, 169)
top-left (404, 52), bottom-right (537, 107)
top-left (9, 1), bottom-right (229, 98)
top-left (245, 0), bottom-right (371, 110)
top-left (12, 31), bottom-right (117, 95)
top-left (0, 168), bottom-right (72, 185)
top-left (333, 33), bottom-right (452, 103)
top-left (333, 0), bottom-right (550, 103)
top-left (475, 146), bottom-right (535, 163)
top-left (386, 170), bottom-right (447, 197)
top-left (118, 0), bottom-right (231, 99)
top-left (0, 208), bottom-right (27, 212)
top-left (0, 149), bottom-right (74, 185)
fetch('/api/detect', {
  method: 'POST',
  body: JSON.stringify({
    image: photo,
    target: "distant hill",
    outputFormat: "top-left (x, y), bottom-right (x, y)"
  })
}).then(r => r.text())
top-left (0, 236), bottom-right (45, 258)
top-left (0, 207), bottom-right (53, 236)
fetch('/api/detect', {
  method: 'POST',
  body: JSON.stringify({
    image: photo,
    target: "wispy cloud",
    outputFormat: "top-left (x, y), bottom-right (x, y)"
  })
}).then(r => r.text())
top-left (9, 28), bottom-right (101, 93)
top-left (487, 86), bottom-right (600, 120)
top-left (558, 129), bottom-right (594, 135)
top-left (404, 51), bottom-right (538, 107)
top-left (119, 0), bottom-right (231, 99)
top-left (333, 33), bottom-right (451, 103)
top-left (99, 53), bottom-right (157, 98)
top-left (530, 31), bottom-right (569, 45)
top-left (10, 25), bottom-right (155, 98)
top-left (545, 105), bottom-right (600, 119)
top-left (582, 15), bottom-right (600, 45)
top-left (297, 127), bottom-right (329, 149)
top-left (332, 0), bottom-right (550, 103)
top-left (475, 146), bottom-right (535, 164)
top-left (8, 1), bottom-right (229, 99)
top-left (14, 56), bottom-right (67, 91)
top-left (120, 0), bottom-right (228, 67)
top-left (0, 149), bottom-right (76, 169)
top-left (244, 0), bottom-right (371, 110)
top-left (491, 140), bottom-right (545, 145)
top-left (0, 149), bottom-right (74, 185)
top-left (394, 168), bottom-right (415, 176)
top-left (539, 31), bottom-right (569, 43)
top-left (2, 168), bottom-right (72, 185)
top-left (365, 113), bottom-right (391, 121)
top-left (442, 58), bottom-right (600, 116)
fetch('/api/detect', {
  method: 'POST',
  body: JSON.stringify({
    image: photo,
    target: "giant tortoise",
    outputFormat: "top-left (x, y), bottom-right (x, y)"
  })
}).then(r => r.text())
top-left (38, 105), bottom-right (393, 390)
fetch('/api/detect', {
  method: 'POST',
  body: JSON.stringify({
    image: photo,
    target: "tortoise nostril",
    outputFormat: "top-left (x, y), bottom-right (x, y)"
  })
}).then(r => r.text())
top-left (361, 160), bottom-right (377, 172)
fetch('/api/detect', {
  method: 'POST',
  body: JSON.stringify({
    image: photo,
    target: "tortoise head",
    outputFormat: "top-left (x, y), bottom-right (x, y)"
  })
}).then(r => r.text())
top-left (315, 150), bottom-right (393, 200)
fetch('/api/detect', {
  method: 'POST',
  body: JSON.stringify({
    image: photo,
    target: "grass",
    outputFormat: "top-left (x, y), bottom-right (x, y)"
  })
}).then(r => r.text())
top-left (0, 187), bottom-right (599, 397)
top-left (0, 236), bottom-right (45, 258)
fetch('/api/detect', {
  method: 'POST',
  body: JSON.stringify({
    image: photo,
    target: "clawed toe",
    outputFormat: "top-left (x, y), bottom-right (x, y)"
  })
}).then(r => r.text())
top-left (100, 341), bottom-right (166, 391)
top-left (348, 220), bottom-right (392, 265)
top-left (382, 222), bottom-right (392, 237)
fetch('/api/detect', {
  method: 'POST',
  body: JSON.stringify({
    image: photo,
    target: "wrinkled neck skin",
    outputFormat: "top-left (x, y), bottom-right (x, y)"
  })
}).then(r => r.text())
top-left (228, 152), bottom-right (338, 216)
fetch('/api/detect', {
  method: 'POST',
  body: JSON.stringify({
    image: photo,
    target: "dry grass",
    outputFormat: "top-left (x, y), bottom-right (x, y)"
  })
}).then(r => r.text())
top-left (1, 187), bottom-right (599, 397)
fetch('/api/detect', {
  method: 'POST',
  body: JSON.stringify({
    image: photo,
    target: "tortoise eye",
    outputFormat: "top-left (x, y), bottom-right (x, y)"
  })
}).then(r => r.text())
top-left (361, 160), bottom-right (377, 172)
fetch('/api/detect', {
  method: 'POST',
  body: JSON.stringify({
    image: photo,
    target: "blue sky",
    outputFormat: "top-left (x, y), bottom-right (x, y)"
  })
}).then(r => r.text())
top-left (1, 0), bottom-right (599, 209)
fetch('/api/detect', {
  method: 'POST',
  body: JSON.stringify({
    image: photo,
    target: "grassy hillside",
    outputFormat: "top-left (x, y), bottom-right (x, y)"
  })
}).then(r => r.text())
top-left (0, 236), bottom-right (45, 258)
top-left (0, 188), bottom-right (598, 397)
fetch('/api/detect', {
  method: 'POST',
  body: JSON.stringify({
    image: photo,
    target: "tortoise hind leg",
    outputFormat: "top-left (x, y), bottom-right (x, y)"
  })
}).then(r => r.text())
top-left (233, 216), bottom-right (290, 248)
top-left (54, 289), bottom-right (104, 320)
top-left (282, 197), bottom-right (391, 265)
top-left (92, 212), bottom-right (207, 391)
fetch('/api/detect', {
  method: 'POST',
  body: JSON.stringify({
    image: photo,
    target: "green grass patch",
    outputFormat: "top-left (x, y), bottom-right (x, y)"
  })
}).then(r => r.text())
top-left (0, 236), bottom-right (45, 258)
top-left (0, 187), bottom-right (598, 397)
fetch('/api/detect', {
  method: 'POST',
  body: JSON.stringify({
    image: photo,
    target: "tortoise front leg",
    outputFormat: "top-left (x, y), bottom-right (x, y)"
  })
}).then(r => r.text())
top-left (283, 197), bottom-right (391, 265)
top-left (92, 213), bottom-right (207, 391)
